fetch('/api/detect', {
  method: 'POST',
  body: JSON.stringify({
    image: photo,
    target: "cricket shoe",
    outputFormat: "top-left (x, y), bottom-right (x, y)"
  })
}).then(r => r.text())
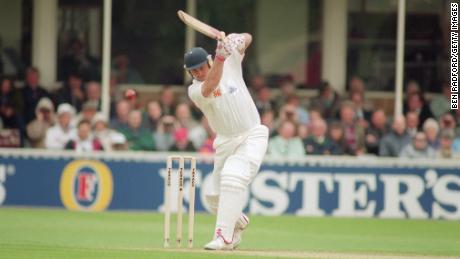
top-left (232, 213), bottom-right (249, 249)
top-left (204, 229), bottom-right (234, 250)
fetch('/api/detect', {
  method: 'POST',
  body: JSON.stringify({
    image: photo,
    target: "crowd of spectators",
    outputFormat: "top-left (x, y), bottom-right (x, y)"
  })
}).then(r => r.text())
top-left (0, 67), bottom-right (459, 159)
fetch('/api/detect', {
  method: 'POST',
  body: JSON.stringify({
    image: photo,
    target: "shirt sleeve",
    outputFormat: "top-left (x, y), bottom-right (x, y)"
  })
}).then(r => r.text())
top-left (188, 83), bottom-right (213, 108)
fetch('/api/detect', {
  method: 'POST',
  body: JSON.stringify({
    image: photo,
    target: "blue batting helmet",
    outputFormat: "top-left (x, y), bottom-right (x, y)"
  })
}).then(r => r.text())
top-left (184, 47), bottom-right (209, 70)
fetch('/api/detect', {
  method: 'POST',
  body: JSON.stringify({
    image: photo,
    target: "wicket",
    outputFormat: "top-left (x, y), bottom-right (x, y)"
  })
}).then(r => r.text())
top-left (164, 156), bottom-right (196, 248)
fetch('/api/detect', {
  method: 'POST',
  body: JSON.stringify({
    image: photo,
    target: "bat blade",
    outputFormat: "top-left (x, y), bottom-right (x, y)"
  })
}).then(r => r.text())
top-left (177, 10), bottom-right (225, 40)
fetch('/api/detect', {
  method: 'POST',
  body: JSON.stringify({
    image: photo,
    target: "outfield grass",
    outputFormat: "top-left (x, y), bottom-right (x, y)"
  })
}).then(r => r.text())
top-left (0, 207), bottom-right (459, 258)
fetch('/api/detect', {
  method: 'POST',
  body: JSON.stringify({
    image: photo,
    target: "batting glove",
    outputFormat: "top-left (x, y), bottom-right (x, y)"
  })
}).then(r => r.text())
top-left (215, 38), bottom-right (234, 61)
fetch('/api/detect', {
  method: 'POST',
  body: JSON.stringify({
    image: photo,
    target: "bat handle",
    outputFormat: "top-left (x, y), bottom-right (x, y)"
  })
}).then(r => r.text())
top-left (216, 31), bottom-right (226, 41)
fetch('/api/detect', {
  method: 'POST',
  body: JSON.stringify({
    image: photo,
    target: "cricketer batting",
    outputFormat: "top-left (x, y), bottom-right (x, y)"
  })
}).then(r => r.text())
top-left (184, 33), bottom-right (269, 250)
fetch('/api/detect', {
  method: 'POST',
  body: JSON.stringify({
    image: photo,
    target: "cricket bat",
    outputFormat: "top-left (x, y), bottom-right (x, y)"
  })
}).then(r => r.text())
top-left (177, 10), bottom-right (225, 40)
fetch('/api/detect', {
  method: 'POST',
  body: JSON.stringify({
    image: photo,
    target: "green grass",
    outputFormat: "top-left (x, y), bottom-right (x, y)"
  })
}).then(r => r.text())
top-left (0, 207), bottom-right (459, 258)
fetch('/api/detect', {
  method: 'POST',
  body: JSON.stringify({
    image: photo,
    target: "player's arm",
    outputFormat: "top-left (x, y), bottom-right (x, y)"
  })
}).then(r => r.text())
top-left (227, 33), bottom-right (252, 55)
top-left (201, 57), bottom-right (224, 97)
top-left (201, 37), bottom-right (233, 97)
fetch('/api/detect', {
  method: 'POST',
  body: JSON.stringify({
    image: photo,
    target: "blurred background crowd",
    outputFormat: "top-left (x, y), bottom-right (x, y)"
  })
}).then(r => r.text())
top-left (0, 68), bottom-right (459, 159)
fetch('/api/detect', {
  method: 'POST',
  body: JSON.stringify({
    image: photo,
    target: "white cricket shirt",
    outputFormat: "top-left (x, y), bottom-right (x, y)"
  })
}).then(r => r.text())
top-left (188, 50), bottom-right (260, 137)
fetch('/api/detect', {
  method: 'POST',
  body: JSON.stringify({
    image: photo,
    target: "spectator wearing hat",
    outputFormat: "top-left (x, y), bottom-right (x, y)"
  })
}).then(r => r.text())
top-left (21, 67), bottom-right (51, 124)
top-left (120, 110), bottom-right (155, 151)
top-left (44, 103), bottom-right (76, 149)
top-left (93, 113), bottom-right (127, 151)
top-left (26, 97), bottom-right (55, 148)
top-left (65, 119), bottom-right (103, 152)
top-left (54, 73), bottom-right (85, 112)
top-left (437, 129), bottom-right (455, 158)
top-left (169, 128), bottom-right (196, 152)
top-left (123, 88), bottom-right (142, 110)
top-left (399, 132), bottom-right (436, 159)
top-left (423, 118), bottom-right (440, 150)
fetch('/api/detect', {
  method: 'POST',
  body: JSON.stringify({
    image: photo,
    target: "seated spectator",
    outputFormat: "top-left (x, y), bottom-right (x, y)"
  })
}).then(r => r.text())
top-left (438, 112), bottom-right (457, 133)
top-left (403, 80), bottom-right (421, 111)
top-left (261, 110), bottom-right (276, 137)
top-left (73, 101), bottom-right (99, 127)
top-left (22, 67), bottom-right (51, 124)
top-left (169, 128), bottom-right (196, 152)
top-left (348, 76), bottom-right (366, 94)
top-left (45, 103), bottom-right (76, 149)
top-left (430, 83), bottom-right (451, 119)
top-left (26, 97), bottom-right (55, 148)
top-left (0, 100), bottom-right (23, 147)
top-left (327, 121), bottom-right (345, 155)
top-left (120, 110), bottom-right (155, 151)
top-left (349, 90), bottom-right (372, 126)
top-left (404, 92), bottom-right (434, 126)
top-left (144, 100), bottom-right (163, 131)
top-left (452, 130), bottom-right (460, 155)
top-left (85, 81), bottom-right (101, 110)
top-left (65, 119), bottom-right (103, 152)
top-left (339, 101), bottom-right (365, 155)
top-left (110, 99), bottom-right (131, 131)
top-left (406, 111), bottom-right (420, 137)
top-left (112, 54), bottom-right (144, 84)
top-left (0, 77), bottom-right (23, 113)
top-left (453, 109), bottom-right (460, 136)
top-left (400, 132), bottom-right (436, 159)
top-left (59, 38), bottom-right (99, 81)
top-left (310, 81), bottom-right (341, 119)
top-left (175, 103), bottom-right (198, 130)
top-left (423, 118), bottom-right (440, 150)
top-left (248, 74), bottom-right (267, 97)
top-left (365, 109), bottom-right (389, 155)
top-left (54, 73), bottom-right (85, 112)
top-left (159, 85), bottom-right (177, 116)
top-left (274, 76), bottom-right (297, 110)
top-left (308, 108), bottom-right (323, 122)
top-left (93, 113), bottom-right (127, 151)
top-left (286, 94), bottom-right (309, 125)
top-left (154, 115), bottom-right (179, 151)
top-left (297, 124), bottom-right (309, 140)
top-left (123, 88), bottom-right (142, 110)
top-left (379, 116), bottom-right (411, 157)
top-left (277, 103), bottom-right (299, 127)
top-left (268, 120), bottom-right (305, 157)
top-left (254, 87), bottom-right (276, 114)
top-left (303, 119), bottom-right (338, 155)
top-left (437, 129), bottom-right (455, 158)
